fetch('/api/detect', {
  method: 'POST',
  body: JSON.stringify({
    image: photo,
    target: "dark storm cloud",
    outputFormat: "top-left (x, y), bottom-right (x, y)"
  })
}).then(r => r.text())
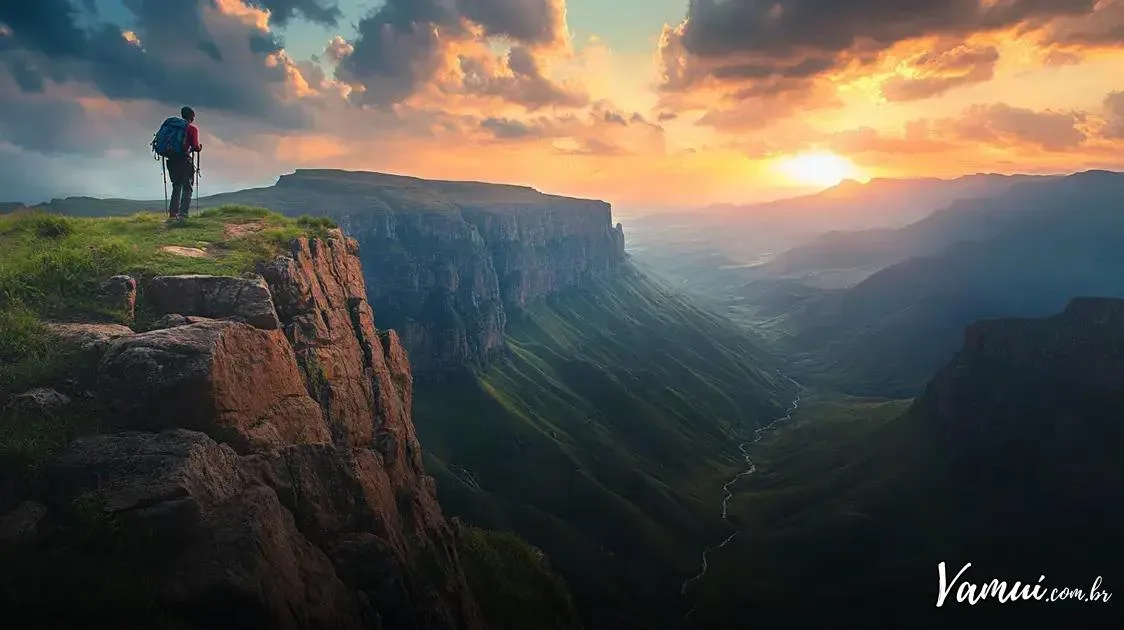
top-left (676, 0), bottom-right (1097, 61)
top-left (661, 0), bottom-right (1105, 97)
top-left (247, 0), bottom-right (342, 26)
top-left (481, 117), bottom-right (538, 138)
top-left (0, 0), bottom-right (310, 128)
top-left (455, 0), bottom-right (565, 45)
top-left (335, 0), bottom-right (570, 107)
top-left (334, 0), bottom-right (461, 106)
top-left (0, 0), bottom-right (88, 58)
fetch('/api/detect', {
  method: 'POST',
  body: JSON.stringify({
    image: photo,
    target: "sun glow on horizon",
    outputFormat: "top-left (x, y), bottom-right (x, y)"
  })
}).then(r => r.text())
top-left (774, 151), bottom-right (867, 188)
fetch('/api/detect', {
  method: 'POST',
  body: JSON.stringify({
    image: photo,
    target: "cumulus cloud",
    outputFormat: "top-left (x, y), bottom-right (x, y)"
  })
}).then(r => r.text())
top-left (476, 102), bottom-right (665, 156)
top-left (881, 43), bottom-right (999, 102)
top-left (455, 45), bottom-right (587, 110)
top-left (456, 0), bottom-right (568, 47)
top-left (939, 103), bottom-right (1088, 152)
top-left (0, 0), bottom-right (313, 128)
top-left (657, 0), bottom-right (1117, 124)
top-left (828, 121), bottom-right (958, 156)
top-left (1102, 91), bottom-right (1124, 138)
top-left (247, 0), bottom-right (342, 26)
top-left (333, 0), bottom-right (575, 108)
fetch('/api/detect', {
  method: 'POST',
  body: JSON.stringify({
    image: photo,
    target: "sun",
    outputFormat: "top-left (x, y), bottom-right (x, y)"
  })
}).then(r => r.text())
top-left (775, 151), bottom-right (865, 187)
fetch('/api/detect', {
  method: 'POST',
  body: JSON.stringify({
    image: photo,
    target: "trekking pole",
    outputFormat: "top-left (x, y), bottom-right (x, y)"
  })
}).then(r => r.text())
top-left (161, 157), bottom-right (169, 216)
top-left (195, 151), bottom-right (201, 216)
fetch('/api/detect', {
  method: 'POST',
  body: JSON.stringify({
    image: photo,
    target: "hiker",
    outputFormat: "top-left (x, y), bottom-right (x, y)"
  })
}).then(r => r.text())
top-left (151, 106), bottom-right (203, 220)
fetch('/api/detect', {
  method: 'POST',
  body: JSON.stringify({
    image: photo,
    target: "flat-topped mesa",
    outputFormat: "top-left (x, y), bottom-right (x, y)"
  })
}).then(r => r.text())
top-left (913, 298), bottom-right (1124, 478)
top-left (10, 230), bottom-right (485, 630)
top-left (956, 297), bottom-right (1124, 375)
top-left (201, 170), bottom-right (627, 373)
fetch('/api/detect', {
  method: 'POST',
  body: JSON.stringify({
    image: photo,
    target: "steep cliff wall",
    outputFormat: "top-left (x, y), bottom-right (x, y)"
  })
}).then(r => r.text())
top-left (0, 231), bottom-right (485, 629)
top-left (912, 296), bottom-right (1124, 504)
top-left (195, 170), bottom-right (628, 373)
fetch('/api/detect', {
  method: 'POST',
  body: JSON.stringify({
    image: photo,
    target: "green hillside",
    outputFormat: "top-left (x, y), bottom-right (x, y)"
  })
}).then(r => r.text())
top-left (413, 264), bottom-right (796, 628)
top-left (689, 301), bottom-right (1124, 627)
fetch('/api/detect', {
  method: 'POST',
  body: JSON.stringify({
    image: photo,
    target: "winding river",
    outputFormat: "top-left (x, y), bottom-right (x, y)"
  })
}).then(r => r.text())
top-left (680, 381), bottom-right (804, 616)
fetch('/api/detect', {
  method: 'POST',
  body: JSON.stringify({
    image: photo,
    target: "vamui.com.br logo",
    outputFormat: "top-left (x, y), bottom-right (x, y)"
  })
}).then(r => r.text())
top-left (937, 562), bottom-right (1113, 607)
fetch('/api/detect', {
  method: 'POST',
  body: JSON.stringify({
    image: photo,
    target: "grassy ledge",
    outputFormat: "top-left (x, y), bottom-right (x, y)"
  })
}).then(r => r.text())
top-left (0, 205), bottom-right (337, 483)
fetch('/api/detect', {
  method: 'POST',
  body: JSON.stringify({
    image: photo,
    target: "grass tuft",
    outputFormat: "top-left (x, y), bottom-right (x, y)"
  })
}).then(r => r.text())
top-left (0, 203), bottom-right (338, 416)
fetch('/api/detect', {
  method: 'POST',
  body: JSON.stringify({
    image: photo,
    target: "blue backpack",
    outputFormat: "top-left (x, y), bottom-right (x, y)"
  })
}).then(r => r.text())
top-left (152, 117), bottom-right (188, 158)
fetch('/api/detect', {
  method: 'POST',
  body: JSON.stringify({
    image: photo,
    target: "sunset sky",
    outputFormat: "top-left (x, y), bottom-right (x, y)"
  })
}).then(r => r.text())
top-left (2, 0), bottom-right (1124, 211)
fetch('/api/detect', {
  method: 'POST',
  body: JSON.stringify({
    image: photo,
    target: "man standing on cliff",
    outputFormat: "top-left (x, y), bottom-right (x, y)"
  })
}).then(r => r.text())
top-left (152, 106), bottom-right (204, 220)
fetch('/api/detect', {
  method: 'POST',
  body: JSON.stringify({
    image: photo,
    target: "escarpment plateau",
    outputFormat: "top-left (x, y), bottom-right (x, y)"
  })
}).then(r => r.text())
top-left (0, 230), bottom-right (487, 629)
top-left (193, 170), bottom-right (628, 373)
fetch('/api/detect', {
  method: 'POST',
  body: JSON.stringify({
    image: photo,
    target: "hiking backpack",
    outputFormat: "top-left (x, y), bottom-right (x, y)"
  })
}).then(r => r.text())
top-left (151, 117), bottom-right (188, 158)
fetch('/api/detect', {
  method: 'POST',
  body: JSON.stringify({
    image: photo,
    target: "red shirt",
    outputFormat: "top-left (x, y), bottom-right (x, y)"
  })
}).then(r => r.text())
top-left (184, 123), bottom-right (201, 153)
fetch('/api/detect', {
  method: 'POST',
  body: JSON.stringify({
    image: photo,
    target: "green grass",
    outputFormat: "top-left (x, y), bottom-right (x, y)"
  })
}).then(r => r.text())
top-left (0, 204), bottom-right (337, 508)
top-left (683, 396), bottom-right (958, 626)
top-left (0, 205), bottom-right (337, 394)
top-left (413, 264), bottom-right (799, 628)
top-left (457, 525), bottom-right (583, 630)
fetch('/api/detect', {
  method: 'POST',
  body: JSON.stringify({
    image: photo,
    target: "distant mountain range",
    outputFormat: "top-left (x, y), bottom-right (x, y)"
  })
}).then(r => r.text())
top-left (750, 170), bottom-right (1124, 395)
top-left (626, 173), bottom-right (1056, 270)
top-left (701, 172), bottom-right (1054, 231)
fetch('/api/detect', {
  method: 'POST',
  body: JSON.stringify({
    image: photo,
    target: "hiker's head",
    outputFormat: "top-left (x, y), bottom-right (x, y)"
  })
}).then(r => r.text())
top-left (181, 106), bottom-right (196, 122)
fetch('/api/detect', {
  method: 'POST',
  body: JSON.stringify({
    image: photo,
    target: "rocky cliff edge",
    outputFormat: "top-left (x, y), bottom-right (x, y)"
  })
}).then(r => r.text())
top-left (194, 170), bottom-right (628, 373)
top-left (0, 230), bottom-right (485, 629)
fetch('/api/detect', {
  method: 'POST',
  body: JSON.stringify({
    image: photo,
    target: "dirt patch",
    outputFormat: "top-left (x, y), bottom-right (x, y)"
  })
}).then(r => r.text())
top-left (224, 221), bottom-right (267, 239)
top-left (160, 246), bottom-right (209, 259)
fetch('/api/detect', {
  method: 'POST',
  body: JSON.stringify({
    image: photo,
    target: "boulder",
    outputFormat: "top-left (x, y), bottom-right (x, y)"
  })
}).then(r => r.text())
top-left (146, 274), bottom-right (281, 330)
top-left (46, 322), bottom-right (135, 352)
top-left (19, 430), bottom-right (367, 629)
top-left (98, 320), bottom-right (330, 453)
top-left (99, 275), bottom-right (137, 322)
top-left (149, 313), bottom-right (216, 330)
top-left (4, 388), bottom-right (71, 416)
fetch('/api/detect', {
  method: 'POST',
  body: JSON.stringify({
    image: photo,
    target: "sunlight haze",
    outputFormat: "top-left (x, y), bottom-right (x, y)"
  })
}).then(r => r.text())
top-left (2, 0), bottom-right (1123, 208)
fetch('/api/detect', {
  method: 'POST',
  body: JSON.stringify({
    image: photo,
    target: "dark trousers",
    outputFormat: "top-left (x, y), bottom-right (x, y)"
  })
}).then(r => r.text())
top-left (166, 155), bottom-right (195, 217)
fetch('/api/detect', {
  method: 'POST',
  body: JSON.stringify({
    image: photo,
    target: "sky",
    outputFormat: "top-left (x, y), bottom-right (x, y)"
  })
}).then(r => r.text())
top-left (2, 0), bottom-right (1124, 211)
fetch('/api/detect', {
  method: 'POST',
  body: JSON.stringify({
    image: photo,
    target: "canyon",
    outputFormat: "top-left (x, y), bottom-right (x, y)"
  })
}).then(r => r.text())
top-left (195, 170), bottom-right (629, 374)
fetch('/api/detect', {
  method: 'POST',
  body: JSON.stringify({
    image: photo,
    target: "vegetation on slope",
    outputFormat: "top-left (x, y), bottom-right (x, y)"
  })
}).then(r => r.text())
top-left (413, 264), bottom-right (797, 628)
top-left (691, 382), bottom-right (1124, 628)
top-left (0, 206), bottom-right (335, 391)
top-left (456, 524), bottom-right (583, 630)
top-left (0, 206), bottom-right (336, 506)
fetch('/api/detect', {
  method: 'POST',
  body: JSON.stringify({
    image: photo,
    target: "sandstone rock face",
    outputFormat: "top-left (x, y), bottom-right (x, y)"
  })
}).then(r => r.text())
top-left (32, 430), bottom-right (366, 629)
top-left (4, 233), bottom-right (485, 630)
top-left (45, 322), bottom-right (134, 352)
top-left (98, 320), bottom-right (331, 453)
top-left (146, 274), bottom-right (282, 330)
top-left (149, 313), bottom-right (216, 329)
